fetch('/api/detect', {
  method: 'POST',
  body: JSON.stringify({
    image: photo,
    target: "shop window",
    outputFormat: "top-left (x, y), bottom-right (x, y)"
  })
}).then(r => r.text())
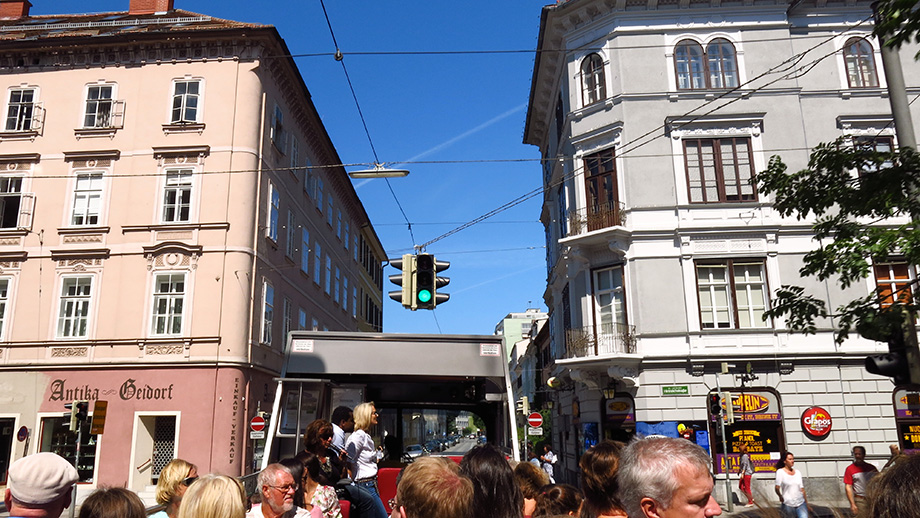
top-left (40, 416), bottom-right (96, 482)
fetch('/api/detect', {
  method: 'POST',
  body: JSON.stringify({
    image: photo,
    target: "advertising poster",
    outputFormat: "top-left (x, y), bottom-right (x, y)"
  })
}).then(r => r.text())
top-left (710, 389), bottom-right (784, 474)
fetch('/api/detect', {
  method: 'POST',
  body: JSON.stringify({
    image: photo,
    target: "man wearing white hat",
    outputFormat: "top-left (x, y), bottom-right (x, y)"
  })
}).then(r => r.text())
top-left (4, 452), bottom-right (79, 518)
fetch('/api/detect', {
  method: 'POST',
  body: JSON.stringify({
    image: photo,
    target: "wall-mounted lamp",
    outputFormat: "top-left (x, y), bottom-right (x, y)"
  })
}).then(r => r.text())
top-left (602, 388), bottom-right (616, 399)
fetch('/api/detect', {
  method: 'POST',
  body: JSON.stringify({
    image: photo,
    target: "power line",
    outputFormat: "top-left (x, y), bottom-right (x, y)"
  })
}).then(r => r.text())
top-left (414, 14), bottom-right (874, 250)
top-left (316, 0), bottom-right (416, 248)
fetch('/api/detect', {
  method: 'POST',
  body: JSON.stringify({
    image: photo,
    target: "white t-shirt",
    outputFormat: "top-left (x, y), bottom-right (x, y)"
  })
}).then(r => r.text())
top-left (345, 429), bottom-right (378, 480)
top-left (775, 468), bottom-right (805, 507)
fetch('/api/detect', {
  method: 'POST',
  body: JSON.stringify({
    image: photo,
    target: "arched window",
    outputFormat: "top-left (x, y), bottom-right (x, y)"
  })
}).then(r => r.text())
top-left (843, 37), bottom-right (879, 88)
top-left (706, 38), bottom-right (739, 88)
top-left (675, 38), bottom-right (738, 90)
top-left (675, 40), bottom-right (705, 89)
top-left (581, 54), bottom-right (606, 106)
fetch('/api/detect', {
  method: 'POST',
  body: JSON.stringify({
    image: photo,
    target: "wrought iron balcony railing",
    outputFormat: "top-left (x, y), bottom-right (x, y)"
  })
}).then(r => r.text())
top-left (564, 201), bottom-right (626, 237)
top-left (564, 322), bottom-right (637, 359)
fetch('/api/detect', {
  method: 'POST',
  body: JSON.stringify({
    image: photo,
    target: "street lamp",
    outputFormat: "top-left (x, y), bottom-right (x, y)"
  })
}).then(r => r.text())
top-left (348, 163), bottom-right (410, 178)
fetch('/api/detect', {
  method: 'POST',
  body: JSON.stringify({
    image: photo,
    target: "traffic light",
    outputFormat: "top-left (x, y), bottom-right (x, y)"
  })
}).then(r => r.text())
top-left (388, 254), bottom-right (417, 310)
top-left (866, 320), bottom-right (920, 385)
top-left (516, 396), bottom-right (529, 415)
top-left (414, 254), bottom-right (450, 310)
top-left (722, 392), bottom-right (734, 424)
top-left (66, 400), bottom-right (89, 432)
top-left (708, 393), bottom-right (722, 418)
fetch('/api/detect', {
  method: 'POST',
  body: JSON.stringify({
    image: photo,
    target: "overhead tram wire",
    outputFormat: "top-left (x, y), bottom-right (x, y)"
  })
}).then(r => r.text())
top-left (415, 13), bottom-right (875, 250)
top-left (317, 0), bottom-right (417, 248)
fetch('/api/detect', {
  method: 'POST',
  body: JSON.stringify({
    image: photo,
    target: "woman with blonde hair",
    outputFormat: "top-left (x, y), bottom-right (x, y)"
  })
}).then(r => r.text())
top-left (345, 402), bottom-right (388, 518)
top-left (177, 474), bottom-right (247, 518)
top-left (152, 459), bottom-right (198, 518)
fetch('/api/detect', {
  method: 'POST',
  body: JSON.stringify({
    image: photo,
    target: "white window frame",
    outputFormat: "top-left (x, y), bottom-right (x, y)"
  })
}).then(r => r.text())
top-left (301, 228), bottom-right (310, 274)
top-left (695, 259), bottom-right (770, 330)
top-left (161, 168), bottom-right (194, 223)
top-left (0, 174), bottom-right (28, 230)
top-left (325, 256), bottom-right (332, 295)
top-left (664, 32), bottom-right (746, 94)
top-left (267, 181), bottom-right (280, 241)
top-left (271, 104), bottom-right (287, 154)
top-left (0, 277), bottom-right (10, 340)
top-left (5, 87), bottom-right (39, 132)
top-left (334, 267), bottom-right (341, 304)
top-left (82, 83), bottom-right (120, 129)
top-left (298, 308), bottom-right (307, 330)
top-left (313, 242), bottom-right (322, 285)
top-left (667, 114), bottom-right (765, 206)
top-left (261, 280), bottom-right (274, 345)
top-left (150, 272), bottom-right (187, 337)
top-left (170, 78), bottom-right (203, 124)
top-left (70, 170), bottom-right (104, 227)
top-left (285, 210), bottom-right (296, 258)
top-left (835, 32), bottom-right (884, 90)
top-left (56, 275), bottom-right (94, 339)
top-left (282, 297), bottom-right (292, 345)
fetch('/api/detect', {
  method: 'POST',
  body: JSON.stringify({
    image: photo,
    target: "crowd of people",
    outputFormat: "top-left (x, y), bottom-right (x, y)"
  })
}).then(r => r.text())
top-left (4, 403), bottom-right (920, 518)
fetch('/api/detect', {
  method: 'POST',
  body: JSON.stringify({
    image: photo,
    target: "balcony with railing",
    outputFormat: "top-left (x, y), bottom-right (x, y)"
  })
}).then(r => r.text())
top-left (564, 201), bottom-right (626, 238)
top-left (564, 322), bottom-right (637, 359)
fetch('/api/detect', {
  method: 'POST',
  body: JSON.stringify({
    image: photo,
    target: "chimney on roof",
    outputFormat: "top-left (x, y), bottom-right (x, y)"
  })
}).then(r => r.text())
top-left (128, 0), bottom-right (175, 15)
top-left (0, 0), bottom-right (32, 20)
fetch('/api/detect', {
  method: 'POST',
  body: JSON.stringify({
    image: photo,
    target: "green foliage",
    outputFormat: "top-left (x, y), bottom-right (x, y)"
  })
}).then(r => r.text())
top-left (874, 0), bottom-right (920, 59)
top-left (756, 142), bottom-right (920, 343)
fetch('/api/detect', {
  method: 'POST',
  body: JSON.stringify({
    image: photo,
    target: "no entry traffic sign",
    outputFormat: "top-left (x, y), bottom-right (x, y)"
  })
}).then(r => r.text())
top-left (527, 412), bottom-right (543, 428)
top-left (250, 415), bottom-right (266, 432)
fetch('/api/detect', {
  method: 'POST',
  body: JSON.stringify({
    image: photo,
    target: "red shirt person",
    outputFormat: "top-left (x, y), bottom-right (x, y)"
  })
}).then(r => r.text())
top-left (843, 445), bottom-right (877, 515)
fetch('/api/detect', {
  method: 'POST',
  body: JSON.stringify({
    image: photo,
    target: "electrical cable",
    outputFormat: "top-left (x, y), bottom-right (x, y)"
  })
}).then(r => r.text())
top-left (316, 0), bottom-right (416, 248)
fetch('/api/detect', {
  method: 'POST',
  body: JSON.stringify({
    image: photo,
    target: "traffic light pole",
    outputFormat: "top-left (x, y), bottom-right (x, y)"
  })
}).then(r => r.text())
top-left (715, 375), bottom-right (733, 514)
top-left (69, 423), bottom-right (82, 518)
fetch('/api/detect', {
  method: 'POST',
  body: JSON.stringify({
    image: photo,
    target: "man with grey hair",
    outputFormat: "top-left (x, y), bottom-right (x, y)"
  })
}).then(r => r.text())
top-left (246, 463), bottom-right (309, 518)
top-left (618, 436), bottom-right (722, 518)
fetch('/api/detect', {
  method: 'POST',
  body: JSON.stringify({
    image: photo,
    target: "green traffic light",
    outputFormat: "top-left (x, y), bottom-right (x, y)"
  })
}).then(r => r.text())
top-left (418, 289), bottom-right (432, 303)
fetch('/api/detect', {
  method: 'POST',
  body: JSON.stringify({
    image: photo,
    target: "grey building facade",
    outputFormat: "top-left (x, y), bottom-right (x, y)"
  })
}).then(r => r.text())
top-left (524, 0), bottom-right (919, 506)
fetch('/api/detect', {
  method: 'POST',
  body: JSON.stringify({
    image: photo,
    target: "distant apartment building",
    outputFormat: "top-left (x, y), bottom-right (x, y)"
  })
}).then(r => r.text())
top-left (495, 308), bottom-right (548, 363)
top-left (0, 0), bottom-right (385, 496)
top-left (524, 0), bottom-right (919, 503)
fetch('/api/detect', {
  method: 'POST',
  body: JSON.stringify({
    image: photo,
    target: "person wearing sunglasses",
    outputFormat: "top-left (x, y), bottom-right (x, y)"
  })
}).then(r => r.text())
top-left (345, 403), bottom-right (388, 518)
top-left (152, 459), bottom-right (199, 518)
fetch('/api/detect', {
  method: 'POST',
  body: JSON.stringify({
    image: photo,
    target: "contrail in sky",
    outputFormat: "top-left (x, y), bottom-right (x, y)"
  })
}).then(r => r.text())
top-left (353, 103), bottom-right (527, 189)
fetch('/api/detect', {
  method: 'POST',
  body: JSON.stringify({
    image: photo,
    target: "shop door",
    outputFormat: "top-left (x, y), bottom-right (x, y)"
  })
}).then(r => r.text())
top-left (0, 418), bottom-right (14, 484)
top-left (131, 414), bottom-right (177, 493)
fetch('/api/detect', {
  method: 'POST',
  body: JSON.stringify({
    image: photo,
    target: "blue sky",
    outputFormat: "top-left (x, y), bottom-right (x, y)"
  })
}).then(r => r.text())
top-left (37, 1), bottom-right (549, 335)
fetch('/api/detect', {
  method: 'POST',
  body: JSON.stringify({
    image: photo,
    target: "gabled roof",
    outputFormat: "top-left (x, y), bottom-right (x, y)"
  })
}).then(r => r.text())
top-left (0, 9), bottom-right (265, 42)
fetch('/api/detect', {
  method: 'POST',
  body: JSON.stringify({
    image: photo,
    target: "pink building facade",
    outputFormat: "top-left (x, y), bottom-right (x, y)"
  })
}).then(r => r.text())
top-left (0, 0), bottom-right (385, 498)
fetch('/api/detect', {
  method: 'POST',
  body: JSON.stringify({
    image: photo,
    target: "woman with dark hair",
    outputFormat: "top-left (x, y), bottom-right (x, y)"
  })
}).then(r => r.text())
top-left (533, 484), bottom-right (583, 517)
top-left (513, 461), bottom-right (548, 518)
top-left (578, 440), bottom-right (626, 518)
top-left (302, 418), bottom-right (385, 518)
top-left (300, 452), bottom-right (343, 518)
top-left (303, 419), bottom-right (345, 486)
top-left (459, 444), bottom-right (523, 518)
top-left (279, 457), bottom-right (307, 511)
top-left (79, 487), bottom-right (146, 518)
top-left (774, 451), bottom-right (808, 518)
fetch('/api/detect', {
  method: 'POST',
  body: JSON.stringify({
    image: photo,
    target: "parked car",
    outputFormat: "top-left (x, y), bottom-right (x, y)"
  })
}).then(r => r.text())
top-left (405, 444), bottom-right (426, 459)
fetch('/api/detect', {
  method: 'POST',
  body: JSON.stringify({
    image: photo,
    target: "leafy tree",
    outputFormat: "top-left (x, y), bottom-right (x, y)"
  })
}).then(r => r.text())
top-left (756, 0), bottom-right (920, 347)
